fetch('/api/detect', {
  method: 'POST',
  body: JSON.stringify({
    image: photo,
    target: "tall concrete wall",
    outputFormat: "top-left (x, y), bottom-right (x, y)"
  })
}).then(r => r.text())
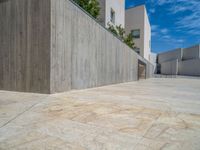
top-left (51, 0), bottom-right (153, 93)
top-left (0, 0), bottom-right (154, 94)
top-left (161, 59), bottom-right (178, 75)
top-left (158, 45), bottom-right (200, 77)
top-left (158, 48), bottom-right (182, 64)
top-left (179, 59), bottom-right (200, 76)
top-left (182, 45), bottom-right (200, 60)
top-left (0, 0), bottom-right (51, 93)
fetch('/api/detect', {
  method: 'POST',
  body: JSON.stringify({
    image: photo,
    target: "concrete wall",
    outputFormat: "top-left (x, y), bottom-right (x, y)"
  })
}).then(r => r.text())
top-left (161, 59), bottom-right (178, 75)
top-left (98, 0), bottom-right (125, 28)
top-left (125, 5), bottom-right (151, 61)
top-left (158, 48), bottom-right (182, 64)
top-left (182, 44), bottom-right (200, 60)
top-left (179, 59), bottom-right (200, 76)
top-left (0, 0), bottom-right (51, 93)
top-left (158, 45), bottom-right (200, 77)
top-left (0, 0), bottom-right (153, 94)
top-left (51, 0), bottom-right (153, 93)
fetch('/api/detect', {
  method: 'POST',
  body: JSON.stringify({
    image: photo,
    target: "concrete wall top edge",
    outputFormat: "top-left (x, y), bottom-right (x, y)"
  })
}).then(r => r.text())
top-left (183, 44), bottom-right (200, 50)
top-left (68, 0), bottom-right (150, 64)
top-left (158, 48), bottom-right (182, 56)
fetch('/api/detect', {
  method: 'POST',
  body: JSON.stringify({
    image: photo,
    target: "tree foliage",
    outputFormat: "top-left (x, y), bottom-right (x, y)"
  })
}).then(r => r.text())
top-left (108, 23), bottom-right (135, 49)
top-left (73, 0), bottom-right (100, 19)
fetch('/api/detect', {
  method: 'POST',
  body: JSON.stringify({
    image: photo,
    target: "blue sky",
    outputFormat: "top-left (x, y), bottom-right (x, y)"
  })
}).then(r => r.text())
top-left (126, 0), bottom-right (200, 53)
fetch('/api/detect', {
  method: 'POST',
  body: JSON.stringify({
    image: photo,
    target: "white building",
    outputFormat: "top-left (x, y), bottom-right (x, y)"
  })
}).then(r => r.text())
top-left (97, 1), bottom-right (151, 61)
top-left (125, 5), bottom-right (151, 61)
top-left (98, 0), bottom-right (125, 28)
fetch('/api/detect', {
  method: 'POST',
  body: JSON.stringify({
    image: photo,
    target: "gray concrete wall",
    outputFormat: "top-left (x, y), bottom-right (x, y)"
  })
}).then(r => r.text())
top-left (161, 59), bottom-right (178, 75)
top-left (0, 0), bottom-right (51, 93)
top-left (0, 0), bottom-right (154, 94)
top-left (182, 45), bottom-right (200, 60)
top-left (179, 59), bottom-right (200, 76)
top-left (158, 48), bottom-right (182, 64)
top-left (50, 0), bottom-right (153, 93)
top-left (158, 45), bottom-right (200, 77)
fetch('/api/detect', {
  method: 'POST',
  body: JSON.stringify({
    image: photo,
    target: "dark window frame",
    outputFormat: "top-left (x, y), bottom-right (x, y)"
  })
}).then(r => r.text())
top-left (110, 8), bottom-right (115, 24)
top-left (131, 29), bottom-right (140, 38)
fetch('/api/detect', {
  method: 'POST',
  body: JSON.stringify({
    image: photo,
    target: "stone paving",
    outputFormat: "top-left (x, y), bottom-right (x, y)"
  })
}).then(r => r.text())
top-left (0, 78), bottom-right (200, 150)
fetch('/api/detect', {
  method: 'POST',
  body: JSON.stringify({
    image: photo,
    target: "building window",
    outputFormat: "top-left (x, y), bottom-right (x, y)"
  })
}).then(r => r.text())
top-left (131, 29), bottom-right (140, 38)
top-left (110, 8), bottom-right (115, 24)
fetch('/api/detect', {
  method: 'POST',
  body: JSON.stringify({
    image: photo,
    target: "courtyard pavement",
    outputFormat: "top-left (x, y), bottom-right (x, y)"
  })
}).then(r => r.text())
top-left (0, 78), bottom-right (200, 150)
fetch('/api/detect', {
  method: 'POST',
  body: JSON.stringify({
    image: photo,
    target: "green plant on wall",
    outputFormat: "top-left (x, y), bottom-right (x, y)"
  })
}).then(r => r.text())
top-left (124, 33), bottom-right (135, 49)
top-left (108, 23), bottom-right (119, 37)
top-left (73, 0), bottom-right (100, 19)
top-left (108, 23), bottom-right (135, 49)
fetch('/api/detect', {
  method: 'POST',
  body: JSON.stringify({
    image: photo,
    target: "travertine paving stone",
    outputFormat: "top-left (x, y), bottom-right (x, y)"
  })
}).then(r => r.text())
top-left (0, 78), bottom-right (200, 150)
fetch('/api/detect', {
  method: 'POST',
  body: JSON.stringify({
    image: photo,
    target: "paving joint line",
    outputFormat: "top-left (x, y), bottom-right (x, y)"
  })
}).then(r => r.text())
top-left (0, 96), bottom-right (49, 129)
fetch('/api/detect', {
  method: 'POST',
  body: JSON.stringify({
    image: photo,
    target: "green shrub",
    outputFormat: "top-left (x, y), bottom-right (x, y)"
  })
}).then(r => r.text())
top-left (108, 23), bottom-right (135, 49)
top-left (124, 33), bottom-right (135, 49)
top-left (73, 0), bottom-right (100, 19)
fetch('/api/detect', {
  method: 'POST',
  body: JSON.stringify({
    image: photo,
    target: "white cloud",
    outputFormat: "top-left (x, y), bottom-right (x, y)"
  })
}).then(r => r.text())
top-left (151, 25), bottom-right (159, 37)
top-left (149, 8), bottom-right (156, 13)
top-left (160, 28), bottom-right (169, 34)
top-left (163, 35), bottom-right (170, 39)
top-left (157, 0), bottom-right (173, 5)
top-left (151, 25), bottom-right (159, 31)
top-left (151, 32), bottom-right (157, 37)
top-left (146, 0), bottom-right (174, 6)
top-left (175, 1), bottom-right (200, 36)
top-left (148, 0), bottom-right (200, 36)
top-left (177, 39), bottom-right (184, 43)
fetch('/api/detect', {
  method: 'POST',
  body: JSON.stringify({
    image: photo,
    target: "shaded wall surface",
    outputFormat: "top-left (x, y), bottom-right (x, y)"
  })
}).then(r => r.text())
top-left (160, 60), bottom-right (178, 75)
top-left (0, 0), bottom-right (51, 93)
top-left (158, 48), bottom-right (182, 64)
top-left (0, 0), bottom-right (153, 94)
top-left (182, 45), bottom-right (200, 60)
top-left (158, 45), bottom-right (200, 76)
top-left (179, 59), bottom-right (200, 76)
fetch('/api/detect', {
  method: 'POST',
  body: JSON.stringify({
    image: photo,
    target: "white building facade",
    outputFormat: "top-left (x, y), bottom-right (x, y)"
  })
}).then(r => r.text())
top-left (125, 5), bottom-right (151, 61)
top-left (98, 0), bottom-right (125, 28)
top-left (98, 1), bottom-right (151, 61)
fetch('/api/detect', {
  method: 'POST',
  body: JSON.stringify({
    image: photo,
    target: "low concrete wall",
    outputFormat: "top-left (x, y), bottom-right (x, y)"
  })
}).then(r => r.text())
top-left (161, 59), bottom-right (178, 75)
top-left (0, 0), bottom-right (154, 93)
top-left (182, 45), bottom-right (200, 60)
top-left (179, 59), bottom-right (200, 76)
top-left (158, 48), bottom-right (182, 64)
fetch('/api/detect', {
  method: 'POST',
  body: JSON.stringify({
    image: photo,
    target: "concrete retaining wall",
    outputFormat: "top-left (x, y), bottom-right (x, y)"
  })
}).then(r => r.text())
top-left (158, 44), bottom-right (200, 77)
top-left (0, 0), bottom-right (51, 93)
top-left (179, 59), bottom-right (200, 76)
top-left (182, 45), bottom-right (200, 60)
top-left (0, 0), bottom-right (154, 94)
top-left (161, 59), bottom-right (178, 75)
top-left (50, 0), bottom-right (153, 93)
top-left (158, 48), bottom-right (182, 64)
